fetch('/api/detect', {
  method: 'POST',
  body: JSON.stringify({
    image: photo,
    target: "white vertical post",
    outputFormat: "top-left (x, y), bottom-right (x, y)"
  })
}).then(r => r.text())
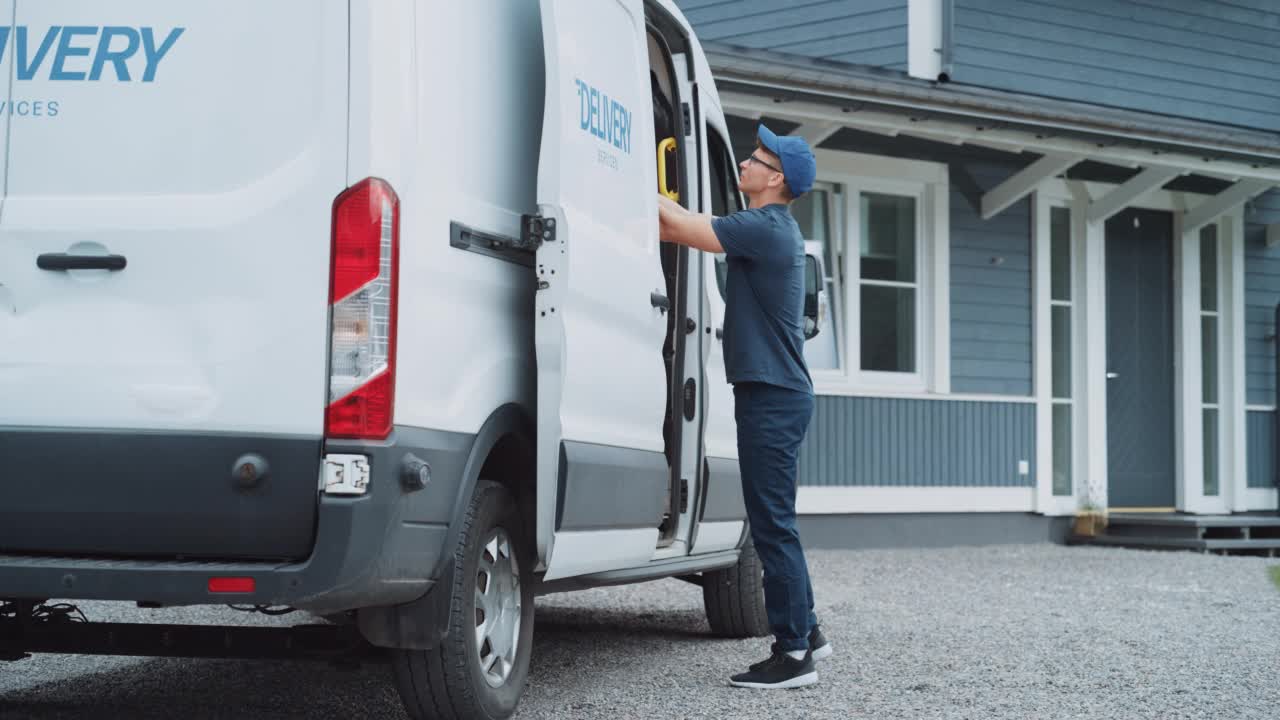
top-left (1079, 216), bottom-right (1109, 511)
top-left (1174, 212), bottom-right (1205, 513)
top-left (931, 183), bottom-right (951, 394)
top-left (1226, 211), bottom-right (1249, 511)
top-left (1033, 193), bottom-right (1053, 513)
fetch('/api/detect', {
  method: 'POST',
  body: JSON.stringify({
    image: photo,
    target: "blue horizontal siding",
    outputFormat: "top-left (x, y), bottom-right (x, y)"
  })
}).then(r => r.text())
top-left (952, 0), bottom-right (1280, 132)
top-left (798, 396), bottom-right (1036, 487)
top-left (1245, 190), bottom-right (1280, 406)
top-left (1247, 410), bottom-right (1275, 489)
top-left (675, 0), bottom-right (908, 70)
top-left (949, 162), bottom-right (1034, 396)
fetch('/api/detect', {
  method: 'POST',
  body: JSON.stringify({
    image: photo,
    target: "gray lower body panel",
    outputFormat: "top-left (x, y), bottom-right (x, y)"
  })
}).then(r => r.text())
top-left (701, 455), bottom-right (746, 523)
top-left (0, 425), bottom-right (474, 614)
top-left (556, 440), bottom-right (668, 531)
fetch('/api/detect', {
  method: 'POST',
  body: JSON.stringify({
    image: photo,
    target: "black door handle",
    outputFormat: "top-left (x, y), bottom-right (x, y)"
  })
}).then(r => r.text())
top-left (37, 253), bottom-right (127, 272)
top-left (650, 292), bottom-right (670, 312)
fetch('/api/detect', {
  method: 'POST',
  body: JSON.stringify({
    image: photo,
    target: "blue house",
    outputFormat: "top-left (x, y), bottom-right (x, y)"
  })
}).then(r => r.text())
top-left (675, 0), bottom-right (1280, 544)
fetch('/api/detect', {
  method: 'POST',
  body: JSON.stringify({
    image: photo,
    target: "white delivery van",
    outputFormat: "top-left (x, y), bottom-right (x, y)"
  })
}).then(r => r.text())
top-left (0, 1), bottom-right (823, 718)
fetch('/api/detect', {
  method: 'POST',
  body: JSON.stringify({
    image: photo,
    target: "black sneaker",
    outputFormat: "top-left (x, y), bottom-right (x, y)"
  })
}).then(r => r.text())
top-left (809, 624), bottom-right (832, 661)
top-left (729, 649), bottom-right (817, 689)
top-left (748, 627), bottom-right (831, 672)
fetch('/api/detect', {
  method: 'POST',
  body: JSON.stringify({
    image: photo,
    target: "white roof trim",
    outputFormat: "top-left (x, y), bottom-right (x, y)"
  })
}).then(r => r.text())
top-left (719, 91), bottom-right (1280, 185)
top-left (721, 91), bottom-right (1279, 226)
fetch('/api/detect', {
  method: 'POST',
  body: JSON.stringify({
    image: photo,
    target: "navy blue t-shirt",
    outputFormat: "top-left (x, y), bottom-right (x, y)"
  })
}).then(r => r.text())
top-left (711, 204), bottom-right (813, 395)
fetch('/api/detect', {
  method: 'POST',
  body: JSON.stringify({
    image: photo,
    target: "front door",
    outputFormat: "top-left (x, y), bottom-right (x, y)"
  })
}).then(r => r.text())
top-left (1105, 208), bottom-right (1176, 508)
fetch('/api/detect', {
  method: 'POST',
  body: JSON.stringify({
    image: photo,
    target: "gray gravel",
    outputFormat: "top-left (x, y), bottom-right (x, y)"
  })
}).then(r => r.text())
top-left (3, 544), bottom-right (1279, 719)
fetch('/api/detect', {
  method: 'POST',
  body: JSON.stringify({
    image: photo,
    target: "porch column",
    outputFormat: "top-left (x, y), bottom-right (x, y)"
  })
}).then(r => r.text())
top-left (1074, 184), bottom-right (1109, 512)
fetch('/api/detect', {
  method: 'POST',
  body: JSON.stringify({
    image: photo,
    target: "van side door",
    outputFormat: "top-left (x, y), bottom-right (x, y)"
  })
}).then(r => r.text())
top-left (534, 0), bottom-right (674, 580)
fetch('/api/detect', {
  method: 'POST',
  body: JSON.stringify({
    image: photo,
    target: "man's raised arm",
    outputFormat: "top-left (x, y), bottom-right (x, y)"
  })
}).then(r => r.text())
top-left (657, 195), bottom-right (723, 254)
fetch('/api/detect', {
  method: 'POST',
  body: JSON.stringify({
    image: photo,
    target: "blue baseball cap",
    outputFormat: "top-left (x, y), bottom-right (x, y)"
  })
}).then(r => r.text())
top-left (756, 123), bottom-right (817, 198)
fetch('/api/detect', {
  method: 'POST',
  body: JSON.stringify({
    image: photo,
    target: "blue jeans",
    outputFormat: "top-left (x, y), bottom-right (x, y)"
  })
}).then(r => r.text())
top-left (733, 381), bottom-right (818, 652)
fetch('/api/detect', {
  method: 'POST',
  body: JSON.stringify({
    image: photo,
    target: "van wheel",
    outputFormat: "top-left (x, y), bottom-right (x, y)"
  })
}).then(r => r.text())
top-left (701, 538), bottom-right (769, 638)
top-left (391, 481), bottom-right (534, 720)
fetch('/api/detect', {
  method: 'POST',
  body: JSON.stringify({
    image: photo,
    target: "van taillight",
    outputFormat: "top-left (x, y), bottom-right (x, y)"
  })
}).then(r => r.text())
top-left (325, 178), bottom-right (399, 440)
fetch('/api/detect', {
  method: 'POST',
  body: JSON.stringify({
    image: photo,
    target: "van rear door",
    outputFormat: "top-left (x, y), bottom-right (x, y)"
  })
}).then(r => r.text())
top-left (534, 0), bottom-right (673, 580)
top-left (0, 2), bottom-right (348, 560)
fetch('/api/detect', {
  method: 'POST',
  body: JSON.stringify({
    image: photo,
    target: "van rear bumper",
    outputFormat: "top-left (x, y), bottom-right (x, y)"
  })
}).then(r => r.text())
top-left (0, 427), bottom-right (473, 615)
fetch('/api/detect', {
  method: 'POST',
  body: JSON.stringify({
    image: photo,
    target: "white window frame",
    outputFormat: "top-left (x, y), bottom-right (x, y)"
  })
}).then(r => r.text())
top-left (1199, 224), bottom-right (1223, 503)
top-left (1033, 190), bottom-right (1087, 516)
top-left (808, 149), bottom-right (950, 397)
top-left (796, 181), bottom-right (846, 375)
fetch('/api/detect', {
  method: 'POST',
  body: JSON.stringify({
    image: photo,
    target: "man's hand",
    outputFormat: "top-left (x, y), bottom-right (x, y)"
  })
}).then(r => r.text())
top-left (657, 194), bottom-right (723, 254)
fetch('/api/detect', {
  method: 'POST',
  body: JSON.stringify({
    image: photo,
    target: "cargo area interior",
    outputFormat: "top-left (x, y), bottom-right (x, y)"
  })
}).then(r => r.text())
top-left (649, 22), bottom-right (691, 549)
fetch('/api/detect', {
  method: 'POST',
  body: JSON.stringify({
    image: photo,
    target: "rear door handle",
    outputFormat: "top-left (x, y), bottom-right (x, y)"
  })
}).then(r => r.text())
top-left (37, 253), bottom-right (127, 272)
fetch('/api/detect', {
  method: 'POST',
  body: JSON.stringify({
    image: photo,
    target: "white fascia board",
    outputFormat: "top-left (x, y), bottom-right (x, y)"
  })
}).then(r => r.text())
top-left (718, 92), bottom-right (1280, 184)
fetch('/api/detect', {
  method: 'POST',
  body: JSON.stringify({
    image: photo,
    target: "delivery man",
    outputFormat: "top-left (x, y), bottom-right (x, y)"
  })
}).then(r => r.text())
top-left (657, 124), bottom-right (829, 689)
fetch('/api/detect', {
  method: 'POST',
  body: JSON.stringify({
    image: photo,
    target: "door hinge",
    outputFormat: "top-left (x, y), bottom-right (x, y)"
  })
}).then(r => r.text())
top-left (682, 103), bottom-right (692, 136)
top-left (679, 478), bottom-right (689, 514)
top-left (519, 214), bottom-right (557, 251)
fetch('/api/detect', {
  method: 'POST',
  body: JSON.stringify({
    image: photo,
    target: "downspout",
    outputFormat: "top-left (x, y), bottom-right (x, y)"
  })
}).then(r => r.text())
top-left (939, 0), bottom-right (954, 82)
top-left (1274, 303), bottom-right (1280, 503)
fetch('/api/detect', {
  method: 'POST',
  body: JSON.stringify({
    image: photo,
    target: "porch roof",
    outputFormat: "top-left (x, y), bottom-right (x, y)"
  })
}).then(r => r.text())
top-left (704, 43), bottom-right (1280, 227)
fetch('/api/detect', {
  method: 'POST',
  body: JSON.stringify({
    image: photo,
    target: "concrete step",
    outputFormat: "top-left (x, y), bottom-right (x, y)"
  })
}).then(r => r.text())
top-left (1105, 513), bottom-right (1280, 528)
top-left (1073, 533), bottom-right (1280, 554)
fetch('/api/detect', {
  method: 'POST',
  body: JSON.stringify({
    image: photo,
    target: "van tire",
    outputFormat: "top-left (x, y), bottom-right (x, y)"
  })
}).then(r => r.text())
top-left (701, 538), bottom-right (770, 638)
top-left (391, 481), bottom-right (534, 720)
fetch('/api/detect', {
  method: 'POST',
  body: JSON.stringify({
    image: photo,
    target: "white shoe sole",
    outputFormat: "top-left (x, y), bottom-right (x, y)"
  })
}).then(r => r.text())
top-left (729, 671), bottom-right (818, 690)
top-left (812, 644), bottom-right (832, 661)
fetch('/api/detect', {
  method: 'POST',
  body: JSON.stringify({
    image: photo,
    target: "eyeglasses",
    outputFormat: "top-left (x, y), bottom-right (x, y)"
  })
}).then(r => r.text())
top-left (746, 153), bottom-right (783, 173)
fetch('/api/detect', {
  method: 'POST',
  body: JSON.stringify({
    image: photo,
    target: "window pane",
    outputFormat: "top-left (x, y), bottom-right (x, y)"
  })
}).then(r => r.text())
top-left (793, 189), bottom-right (829, 244)
top-left (1201, 315), bottom-right (1218, 405)
top-left (1201, 225), bottom-right (1218, 312)
top-left (1050, 207), bottom-right (1071, 301)
top-left (861, 285), bottom-right (916, 372)
top-left (1203, 408), bottom-right (1219, 497)
top-left (860, 193), bottom-right (916, 283)
top-left (1052, 404), bottom-right (1073, 496)
top-left (1052, 306), bottom-right (1072, 399)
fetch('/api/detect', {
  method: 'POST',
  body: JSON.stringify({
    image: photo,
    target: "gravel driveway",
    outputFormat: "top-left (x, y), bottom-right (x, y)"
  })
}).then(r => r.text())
top-left (3, 544), bottom-right (1279, 719)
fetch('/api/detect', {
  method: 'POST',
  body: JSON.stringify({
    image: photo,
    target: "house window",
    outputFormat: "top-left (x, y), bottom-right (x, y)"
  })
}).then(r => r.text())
top-left (708, 145), bottom-right (947, 394)
top-left (1200, 224), bottom-right (1220, 497)
top-left (1049, 206), bottom-right (1074, 496)
top-left (860, 192), bottom-right (919, 374)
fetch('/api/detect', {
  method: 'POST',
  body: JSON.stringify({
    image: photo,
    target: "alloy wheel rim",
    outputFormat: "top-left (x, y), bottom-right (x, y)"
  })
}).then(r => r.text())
top-left (474, 527), bottom-right (521, 688)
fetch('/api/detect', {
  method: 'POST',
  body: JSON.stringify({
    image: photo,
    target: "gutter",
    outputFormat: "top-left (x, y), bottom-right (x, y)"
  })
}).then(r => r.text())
top-left (702, 43), bottom-right (1280, 168)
